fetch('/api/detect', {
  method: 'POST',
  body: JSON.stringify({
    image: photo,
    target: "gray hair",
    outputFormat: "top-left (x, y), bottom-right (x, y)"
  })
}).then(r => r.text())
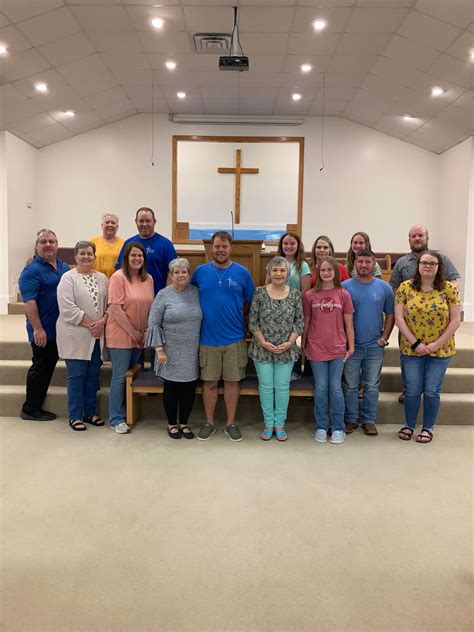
top-left (36, 228), bottom-right (57, 243)
top-left (74, 240), bottom-right (96, 256)
top-left (266, 256), bottom-right (290, 274)
top-left (169, 257), bottom-right (191, 274)
top-left (101, 213), bottom-right (119, 223)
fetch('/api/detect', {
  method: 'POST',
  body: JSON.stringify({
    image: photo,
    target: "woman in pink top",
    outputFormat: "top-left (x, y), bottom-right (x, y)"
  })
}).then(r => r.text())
top-left (302, 256), bottom-right (354, 445)
top-left (106, 242), bottom-right (154, 434)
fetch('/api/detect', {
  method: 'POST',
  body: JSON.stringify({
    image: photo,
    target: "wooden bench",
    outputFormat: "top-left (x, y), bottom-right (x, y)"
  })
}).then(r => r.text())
top-left (125, 365), bottom-right (315, 427)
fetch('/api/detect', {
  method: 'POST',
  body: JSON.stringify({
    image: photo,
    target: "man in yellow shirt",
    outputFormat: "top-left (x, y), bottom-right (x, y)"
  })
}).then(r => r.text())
top-left (90, 213), bottom-right (124, 278)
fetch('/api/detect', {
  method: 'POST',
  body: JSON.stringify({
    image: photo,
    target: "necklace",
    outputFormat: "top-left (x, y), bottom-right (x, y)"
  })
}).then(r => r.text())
top-left (212, 264), bottom-right (231, 286)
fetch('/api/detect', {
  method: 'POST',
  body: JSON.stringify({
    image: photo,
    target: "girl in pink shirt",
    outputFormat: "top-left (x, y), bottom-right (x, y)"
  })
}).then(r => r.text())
top-left (303, 256), bottom-right (354, 444)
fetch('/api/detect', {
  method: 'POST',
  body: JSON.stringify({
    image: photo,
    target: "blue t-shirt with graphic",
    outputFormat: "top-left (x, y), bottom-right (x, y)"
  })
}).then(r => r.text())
top-left (342, 277), bottom-right (394, 347)
top-left (192, 262), bottom-right (254, 345)
top-left (116, 233), bottom-right (177, 295)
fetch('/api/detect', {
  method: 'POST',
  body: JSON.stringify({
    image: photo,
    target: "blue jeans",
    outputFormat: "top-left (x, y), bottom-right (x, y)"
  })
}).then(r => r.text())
top-left (310, 358), bottom-right (345, 432)
top-left (254, 361), bottom-right (293, 426)
top-left (65, 340), bottom-right (102, 421)
top-left (109, 348), bottom-right (144, 427)
top-left (401, 354), bottom-right (451, 430)
top-left (343, 344), bottom-right (385, 423)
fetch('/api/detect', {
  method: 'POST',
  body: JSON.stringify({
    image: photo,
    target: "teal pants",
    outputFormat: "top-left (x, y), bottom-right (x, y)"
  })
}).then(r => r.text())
top-left (254, 361), bottom-right (294, 426)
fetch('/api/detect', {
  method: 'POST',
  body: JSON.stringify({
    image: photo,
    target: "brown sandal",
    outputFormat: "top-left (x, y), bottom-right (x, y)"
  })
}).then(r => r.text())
top-left (398, 427), bottom-right (414, 441)
top-left (416, 429), bottom-right (433, 444)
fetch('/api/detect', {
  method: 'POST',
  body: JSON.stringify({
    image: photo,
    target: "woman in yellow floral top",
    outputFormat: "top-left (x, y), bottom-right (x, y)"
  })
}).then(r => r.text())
top-left (395, 250), bottom-right (461, 443)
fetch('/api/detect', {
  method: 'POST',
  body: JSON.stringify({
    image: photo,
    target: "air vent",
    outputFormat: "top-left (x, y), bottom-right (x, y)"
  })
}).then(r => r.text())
top-left (193, 33), bottom-right (231, 54)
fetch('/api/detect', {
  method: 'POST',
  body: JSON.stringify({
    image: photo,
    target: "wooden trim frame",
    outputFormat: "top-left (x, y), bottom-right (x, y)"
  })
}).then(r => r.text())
top-left (172, 135), bottom-right (305, 245)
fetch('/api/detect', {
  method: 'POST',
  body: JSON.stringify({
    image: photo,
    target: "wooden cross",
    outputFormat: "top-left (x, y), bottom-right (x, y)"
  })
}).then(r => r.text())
top-left (218, 149), bottom-right (259, 224)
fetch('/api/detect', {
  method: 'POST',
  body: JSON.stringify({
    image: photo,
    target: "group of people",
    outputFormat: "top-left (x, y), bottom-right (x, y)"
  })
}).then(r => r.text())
top-left (18, 212), bottom-right (461, 445)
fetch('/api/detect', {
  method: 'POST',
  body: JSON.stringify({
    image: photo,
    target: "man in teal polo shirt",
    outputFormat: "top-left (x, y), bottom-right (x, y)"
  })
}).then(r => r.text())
top-left (19, 229), bottom-right (69, 421)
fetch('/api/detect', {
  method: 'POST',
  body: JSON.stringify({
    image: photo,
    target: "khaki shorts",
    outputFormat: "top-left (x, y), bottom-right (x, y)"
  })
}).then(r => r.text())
top-left (199, 340), bottom-right (248, 382)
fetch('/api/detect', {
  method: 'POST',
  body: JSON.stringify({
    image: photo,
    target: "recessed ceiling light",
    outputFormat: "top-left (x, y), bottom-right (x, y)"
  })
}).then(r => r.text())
top-left (165, 60), bottom-right (176, 70)
top-left (403, 114), bottom-right (416, 121)
top-left (34, 82), bottom-right (48, 93)
top-left (177, 91), bottom-right (186, 99)
top-left (292, 93), bottom-right (302, 101)
top-left (312, 19), bottom-right (327, 32)
top-left (469, 48), bottom-right (474, 62)
top-left (301, 63), bottom-right (312, 73)
top-left (64, 110), bottom-right (75, 117)
top-left (151, 17), bottom-right (164, 29)
top-left (0, 43), bottom-right (8, 55)
top-left (431, 86), bottom-right (445, 97)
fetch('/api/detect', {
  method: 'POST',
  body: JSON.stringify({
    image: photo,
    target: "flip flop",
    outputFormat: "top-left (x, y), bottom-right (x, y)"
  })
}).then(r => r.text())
top-left (398, 426), bottom-right (414, 441)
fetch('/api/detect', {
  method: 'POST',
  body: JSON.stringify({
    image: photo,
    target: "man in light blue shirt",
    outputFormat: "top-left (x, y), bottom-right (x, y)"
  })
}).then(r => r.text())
top-left (192, 231), bottom-right (254, 442)
top-left (342, 250), bottom-right (395, 436)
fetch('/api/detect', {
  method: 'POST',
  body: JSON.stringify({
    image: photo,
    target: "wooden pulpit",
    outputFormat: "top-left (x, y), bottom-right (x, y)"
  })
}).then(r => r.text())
top-left (202, 240), bottom-right (263, 287)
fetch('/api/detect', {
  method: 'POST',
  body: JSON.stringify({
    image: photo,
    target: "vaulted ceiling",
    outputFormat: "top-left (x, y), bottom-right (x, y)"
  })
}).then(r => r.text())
top-left (0, 0), bottom-right (472, 153)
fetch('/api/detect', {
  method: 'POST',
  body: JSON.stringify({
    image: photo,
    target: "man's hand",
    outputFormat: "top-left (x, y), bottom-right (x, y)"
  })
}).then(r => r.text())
top-left (33, 327), bottom-right (47, 347)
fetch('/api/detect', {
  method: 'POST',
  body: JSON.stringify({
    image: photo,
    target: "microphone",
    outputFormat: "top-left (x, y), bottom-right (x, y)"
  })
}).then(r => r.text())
top-left (230, 211), bottom-right (235, 240)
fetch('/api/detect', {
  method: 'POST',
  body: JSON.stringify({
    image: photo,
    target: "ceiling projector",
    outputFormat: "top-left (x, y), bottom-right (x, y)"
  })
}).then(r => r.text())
top-left (219, 7), bottom-right (249, 72)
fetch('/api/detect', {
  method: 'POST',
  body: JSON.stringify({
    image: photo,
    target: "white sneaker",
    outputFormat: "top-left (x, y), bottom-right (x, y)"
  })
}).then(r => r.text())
top-left (330, 430), bottom-right (346, 444)
top-left (315, 429), bottom-right (328, 443)
top-left (114, 422), bottom-right (130, 434)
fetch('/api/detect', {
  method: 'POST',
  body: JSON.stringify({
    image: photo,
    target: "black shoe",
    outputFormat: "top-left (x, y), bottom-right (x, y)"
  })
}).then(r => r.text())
top-left (21, 409), bottom-right (56, 421)
top-left (168, 426), bottom-right (182, 439)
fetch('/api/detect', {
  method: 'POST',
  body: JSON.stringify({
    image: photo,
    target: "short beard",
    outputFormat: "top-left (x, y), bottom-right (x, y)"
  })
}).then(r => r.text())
top-left (411, 243), bottom-right (427, 253)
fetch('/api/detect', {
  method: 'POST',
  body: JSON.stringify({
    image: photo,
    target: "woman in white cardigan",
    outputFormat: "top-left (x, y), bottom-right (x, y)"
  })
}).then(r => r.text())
top-left (57, 241), bottom-right (108, 431)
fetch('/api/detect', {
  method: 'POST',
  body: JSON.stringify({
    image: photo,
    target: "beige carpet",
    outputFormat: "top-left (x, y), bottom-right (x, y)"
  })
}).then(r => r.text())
top-left (1, 417), bottom-right (472, 632)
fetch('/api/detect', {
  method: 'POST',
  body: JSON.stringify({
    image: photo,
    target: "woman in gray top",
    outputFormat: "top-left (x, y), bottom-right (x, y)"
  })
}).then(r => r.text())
top-left (147, 258), bottom-right (202, 439)
top-left (249, 256), bottom-right (304, 442)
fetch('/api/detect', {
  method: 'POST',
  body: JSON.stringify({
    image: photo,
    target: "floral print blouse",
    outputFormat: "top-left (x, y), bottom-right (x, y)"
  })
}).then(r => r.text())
top-left (248, 286), bottom-right (304, 363)
top-left (395, 280), bottom-right (460, 357)
top-left (80, 271), bottom-right (99, 314)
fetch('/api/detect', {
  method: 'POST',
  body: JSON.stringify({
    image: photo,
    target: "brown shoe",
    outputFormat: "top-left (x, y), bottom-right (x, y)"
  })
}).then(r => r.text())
top-left (345, 422), bottom-right (359, 434)
top-left (398, 392), bottom-right (405, 403)
top-left (362, 423), bottom-right (378, 436)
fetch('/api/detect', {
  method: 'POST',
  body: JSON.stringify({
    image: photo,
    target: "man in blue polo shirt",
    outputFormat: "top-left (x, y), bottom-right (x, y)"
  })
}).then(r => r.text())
top-left (192, 231), bottom-right (254, 442)
top-left (342, 249), bottom-right (395, 436)
top-left (19, 229), bottom-right (69, 421)
top-left (116, 207), bottom-right (176, 295)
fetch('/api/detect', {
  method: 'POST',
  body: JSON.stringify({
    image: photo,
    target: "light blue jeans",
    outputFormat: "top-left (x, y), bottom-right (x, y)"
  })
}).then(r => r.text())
top-left (401, 354), bottom-right (451, 430)
top-left (254, 361), bottom-right (293, 426)
top-left (109, 348), bottom-right (144, 427)
top-left (65, 340), bottom-right (102, 421)
top-left (343, 344), bottom-right (385, 423)
top-left (310, 358), bottom-right (345, 432)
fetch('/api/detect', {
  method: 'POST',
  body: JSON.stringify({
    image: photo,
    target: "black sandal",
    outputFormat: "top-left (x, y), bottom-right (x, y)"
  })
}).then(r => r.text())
top-left (416, 429), bottom-right (433, 444)
top-left (83, 416), bottom-right (104, 427)
top-left (69, 419), bottom-right (87, 431)
top-left (179, 425), bottom-right (195, 439)
top-left (168, 426), bottom-right (182, 439)
top-left (398, 426), bottom-right (414, 441)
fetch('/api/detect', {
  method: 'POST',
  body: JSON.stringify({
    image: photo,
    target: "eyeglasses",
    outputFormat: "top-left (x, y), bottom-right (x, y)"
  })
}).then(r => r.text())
top-left (419, 261), bottom-right (438, 268)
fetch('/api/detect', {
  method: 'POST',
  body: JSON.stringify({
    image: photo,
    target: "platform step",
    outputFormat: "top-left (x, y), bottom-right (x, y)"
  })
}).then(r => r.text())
top-left (7, 303), bottom-right (25, 315)
top-left (1, 385), bottom-right (473, 426)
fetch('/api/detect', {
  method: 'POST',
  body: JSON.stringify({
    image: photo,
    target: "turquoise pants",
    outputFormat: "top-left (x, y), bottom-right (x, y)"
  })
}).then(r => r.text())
top-left (254, 361), bottom-right (294, 426)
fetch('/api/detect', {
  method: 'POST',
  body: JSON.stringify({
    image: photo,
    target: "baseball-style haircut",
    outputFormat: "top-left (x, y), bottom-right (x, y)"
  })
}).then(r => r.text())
top-left (211, 230), bottom-right (233, 245)
top-left (135, 207), bottom-right (156, 221)
top-left (313, 256), bottom-right (341, 292)
top-left (36, 228), bottom-right (57, 243)
top-left (355, 248), bottom-right (375, 260)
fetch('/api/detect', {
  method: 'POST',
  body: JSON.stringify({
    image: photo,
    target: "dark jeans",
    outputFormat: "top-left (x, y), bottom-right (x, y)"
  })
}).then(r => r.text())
top-left (22, 341), bottom-right (59, 414)
top-left (162, 379), bottom-right (197, 426)
top-left (65, 341), bottom-right (102, 421)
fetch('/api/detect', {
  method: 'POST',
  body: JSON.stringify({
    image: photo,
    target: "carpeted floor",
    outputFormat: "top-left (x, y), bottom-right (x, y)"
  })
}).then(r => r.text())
top-left (1, 417), bottom-right (472, 632)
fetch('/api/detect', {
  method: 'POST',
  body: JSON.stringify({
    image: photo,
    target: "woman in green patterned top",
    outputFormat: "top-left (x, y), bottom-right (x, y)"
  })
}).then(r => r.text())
top-left (249, 256), bottom-right (304, 442)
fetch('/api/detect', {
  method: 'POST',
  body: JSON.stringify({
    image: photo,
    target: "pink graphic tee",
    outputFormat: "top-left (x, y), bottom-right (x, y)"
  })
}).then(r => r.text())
top-left (303, 287), bottom-right (354, 361)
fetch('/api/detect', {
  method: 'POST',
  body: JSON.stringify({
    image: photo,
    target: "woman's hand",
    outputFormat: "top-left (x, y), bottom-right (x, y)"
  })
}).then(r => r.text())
top-left (343, 347), bottom-right (354, 363)
top-left (415, 342), bottom-right (431, 356)
top-left (261, 340), bottom-right (279, 353)
top-left (425, 342), bottom-right (439, 354)
top-left (274, 341), bottom-right (293, 354)
top-left (157, 349), bottom-right (168, 366)
top-left (131, 329), bottom-right (144, 345)
top-left (89, 319), bottom-right (105, 338)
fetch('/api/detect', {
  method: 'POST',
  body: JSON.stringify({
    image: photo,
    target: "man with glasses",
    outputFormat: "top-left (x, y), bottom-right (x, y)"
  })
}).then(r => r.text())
top-left (19, 229), bottom-right (70, 421)
top-left (390, 225), bottom-right (460, 402)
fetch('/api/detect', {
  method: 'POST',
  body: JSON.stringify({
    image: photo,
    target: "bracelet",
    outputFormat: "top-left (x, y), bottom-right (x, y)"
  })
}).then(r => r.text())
top-left (411, 339), bottom-right (422, 350)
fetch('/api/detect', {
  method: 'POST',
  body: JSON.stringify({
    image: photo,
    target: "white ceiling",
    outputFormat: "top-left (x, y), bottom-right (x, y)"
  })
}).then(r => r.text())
top-left (0, 0), bottom-right (472, 153)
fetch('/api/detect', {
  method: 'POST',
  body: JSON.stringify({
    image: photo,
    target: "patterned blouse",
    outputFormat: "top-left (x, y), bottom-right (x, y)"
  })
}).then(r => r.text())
top-left (395, 280), bottom-right (460, 358)
top-left (80, 272), bottom-right (99, 314)
top-left (248, 286), bottom-right (304, 363)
